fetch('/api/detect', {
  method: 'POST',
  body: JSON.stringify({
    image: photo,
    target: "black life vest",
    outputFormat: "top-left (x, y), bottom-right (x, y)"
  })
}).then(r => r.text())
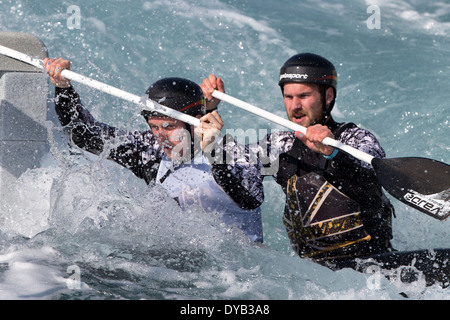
top-left (275, 122), bottom-right (393, 260)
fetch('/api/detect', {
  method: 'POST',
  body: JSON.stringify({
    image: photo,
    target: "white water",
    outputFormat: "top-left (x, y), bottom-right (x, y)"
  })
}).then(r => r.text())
top-left (0, 0), bottom-right (448, 300)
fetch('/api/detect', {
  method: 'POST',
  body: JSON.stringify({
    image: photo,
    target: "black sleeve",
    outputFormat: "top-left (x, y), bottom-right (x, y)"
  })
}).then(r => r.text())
top-left (54, 86), bottom-right (161, 184)
top-left (210, 134), bottom-right (264, 210)
top-left (54, 86), bottom-right (118, 155)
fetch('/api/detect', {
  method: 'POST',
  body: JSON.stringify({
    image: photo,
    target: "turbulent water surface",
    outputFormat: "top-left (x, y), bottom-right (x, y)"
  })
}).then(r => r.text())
top-left (0, 0), bottom-right (449, 300)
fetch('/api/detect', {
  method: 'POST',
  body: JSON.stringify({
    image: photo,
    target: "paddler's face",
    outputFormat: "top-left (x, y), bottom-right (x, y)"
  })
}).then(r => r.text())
top-left (148, 116), bottom-right (191, 160)
top-left (283, 83), bottom-right (333, 127)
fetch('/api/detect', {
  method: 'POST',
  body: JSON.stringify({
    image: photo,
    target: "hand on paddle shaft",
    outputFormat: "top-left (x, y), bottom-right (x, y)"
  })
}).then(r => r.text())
top-left (294, 125), bottom-right (335, 157)
top-left (43, 57), bottom-right (71, 88)
top-left (195, 110), bottom-right (224, 152)
top-left (201, 74), bottom-right (336, 157)
top-left (201, 74), bottom-right (225, 112)
top-left (44, 57), bottom-right (221, 153)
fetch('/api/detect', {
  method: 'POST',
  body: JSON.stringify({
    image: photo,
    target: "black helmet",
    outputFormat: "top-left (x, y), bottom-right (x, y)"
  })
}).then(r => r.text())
top-left (279, 53), bottom-right (337, 91)
top-left (142, 77), bottom-right (206, 120)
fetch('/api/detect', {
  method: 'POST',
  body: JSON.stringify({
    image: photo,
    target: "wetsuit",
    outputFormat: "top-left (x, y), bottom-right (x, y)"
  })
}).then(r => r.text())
top-left (250, 118), bottom-right (394, 260)
top-left (54, 86), bottom-right (264, 242)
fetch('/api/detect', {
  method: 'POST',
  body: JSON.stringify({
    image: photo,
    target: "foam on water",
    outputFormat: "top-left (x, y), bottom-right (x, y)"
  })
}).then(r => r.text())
top-left (0, 139), bottom-right (447, 299)
top-left (0, 0), bottom-right (449, 299)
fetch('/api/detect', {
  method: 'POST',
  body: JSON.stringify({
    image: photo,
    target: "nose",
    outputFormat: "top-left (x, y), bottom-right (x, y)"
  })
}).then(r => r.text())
top-left (156, 128), bottom-right (170, 140)
top-left (289, 96), bottom-right (302, 110)
top-left (151, 126), bottom-right (169, 141)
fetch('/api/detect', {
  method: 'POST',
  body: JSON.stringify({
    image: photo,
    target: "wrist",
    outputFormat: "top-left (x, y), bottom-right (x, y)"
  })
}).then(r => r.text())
top-left (55, 84), bottom-right (73, 93)
top-left (206, 106), bottom-right (218, 113)
top-left (322, 148), bottom-right (338, 160)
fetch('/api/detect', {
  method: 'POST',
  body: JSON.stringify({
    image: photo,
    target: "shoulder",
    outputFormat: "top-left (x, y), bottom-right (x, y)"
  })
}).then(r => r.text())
top-left (339, 125), bottom-right (380, 145)
top-left (339, 125), bottom-right (386, 159)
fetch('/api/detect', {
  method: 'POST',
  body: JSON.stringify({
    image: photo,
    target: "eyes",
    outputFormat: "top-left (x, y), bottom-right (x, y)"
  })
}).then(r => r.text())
top-left (149, 120), bottom-right (182, 133)
top-left (283, 92), bottom-right (313, 100)
top-left (150, 123), bottom-right (178, 132)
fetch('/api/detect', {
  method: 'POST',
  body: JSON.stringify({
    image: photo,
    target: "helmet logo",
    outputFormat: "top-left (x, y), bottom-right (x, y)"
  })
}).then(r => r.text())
top-left (279, 73), bottom-right (309, 81)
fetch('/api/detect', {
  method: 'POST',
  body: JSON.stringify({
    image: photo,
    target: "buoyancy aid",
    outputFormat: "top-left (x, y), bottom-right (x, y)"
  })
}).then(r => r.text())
top-left (276, 122), bottom-right (393, 260)
top-left (156, 152), bottom-right (264, 242)
top-left (284, 172), bottom-right (372, 259)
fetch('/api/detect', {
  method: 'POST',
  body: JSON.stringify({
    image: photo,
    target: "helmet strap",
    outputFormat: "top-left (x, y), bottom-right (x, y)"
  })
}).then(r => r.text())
top-left (321, 85), bottom-right (330, 124)
top-left (185, 123), bottom-right (196, 160)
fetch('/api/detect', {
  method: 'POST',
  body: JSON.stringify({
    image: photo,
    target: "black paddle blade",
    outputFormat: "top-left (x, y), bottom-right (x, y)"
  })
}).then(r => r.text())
top-left (372, 157), bottom-right (450, 221)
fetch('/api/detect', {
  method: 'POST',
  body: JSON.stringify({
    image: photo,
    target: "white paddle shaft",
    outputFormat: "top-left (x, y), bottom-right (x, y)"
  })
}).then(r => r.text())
top-left (0, 44), bottom-right (375, 164)
top-left (212, 90), bottom-right (375, 165)
top-left (0, 44), bottom-right (201, 127)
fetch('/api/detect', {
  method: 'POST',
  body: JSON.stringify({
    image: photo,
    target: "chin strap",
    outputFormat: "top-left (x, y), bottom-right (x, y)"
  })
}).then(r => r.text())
top-left (321, 85), bottom-right (335, 125)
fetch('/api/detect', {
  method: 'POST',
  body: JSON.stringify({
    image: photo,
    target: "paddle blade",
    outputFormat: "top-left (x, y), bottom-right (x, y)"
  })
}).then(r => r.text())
top-left (372, 157), bottom-right (450, 221)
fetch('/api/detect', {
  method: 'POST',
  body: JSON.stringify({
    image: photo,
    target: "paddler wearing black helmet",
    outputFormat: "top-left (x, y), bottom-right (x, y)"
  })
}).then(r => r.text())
top-left (44, 57), bottom-right (265, 243)
top-left (202, 53), bottom-right (396, 262)
top-left (141, 77), bottom-right (209, 162)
